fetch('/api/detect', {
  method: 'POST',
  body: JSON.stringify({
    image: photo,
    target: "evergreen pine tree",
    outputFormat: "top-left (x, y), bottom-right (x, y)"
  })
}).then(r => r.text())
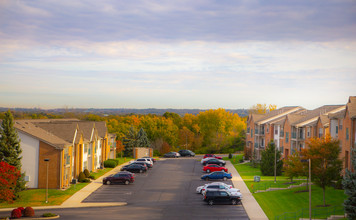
top-left (137, 128), bottom-right (150, 148)
top-left (260, 141), bottom-right (283, 176)
top-left (0, 110), bottom-right (26, 197)
top-left (343, 147), bottom-right (356, 220)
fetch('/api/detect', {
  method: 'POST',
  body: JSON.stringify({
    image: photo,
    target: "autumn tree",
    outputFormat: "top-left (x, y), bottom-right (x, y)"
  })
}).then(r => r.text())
top-left (260, 141), bottom-right (283, 176)
top-left (249, 104), bottom-right (277, 114)
top-left (178, 126), bottom-right (195, 150)
top-left (343, 147), bottom-right (356, 219)
top-left (283, 152), bottom-right (307, 183)
top-left (303, 136), bottom-right (343, 206)
top-left (0, 110), bottom-right (26, 197)
top-left (0, 161), bottom-right (21, 202)
top-left (116, 140), bottom-right (125, 158)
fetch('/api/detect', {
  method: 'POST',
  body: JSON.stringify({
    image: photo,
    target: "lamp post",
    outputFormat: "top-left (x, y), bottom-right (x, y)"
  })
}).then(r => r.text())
top-left (274, 143), bottom-right (277, 183)
top-left (44, 158), bottom-right (50, 203)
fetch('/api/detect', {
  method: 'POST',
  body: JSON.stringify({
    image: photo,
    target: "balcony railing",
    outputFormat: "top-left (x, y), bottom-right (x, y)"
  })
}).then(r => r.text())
top-left (254, 143), bottom-right (258, 148)
top-left (255, 129), bottom-right (259, 134)
top-left (291, 132), bottom-right (297, 139)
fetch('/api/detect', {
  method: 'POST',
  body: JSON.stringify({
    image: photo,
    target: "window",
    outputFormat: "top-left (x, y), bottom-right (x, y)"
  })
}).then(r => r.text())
top-left (339, 120), bottom-right (343, 130)
top-left (275, 128), bottom-right (278, 135)
top-left (251, 129), bottom-right (253, 138)
top-left (84, 144), bottom-right (88, 154)
top-left (247, 127), bottom-right (250, 133)
top-left (307, 127), bottom-right (311, 137)
top-left (346, 128), bottom-right (349, 140)
top-left (220, 192), bottom-right (228, 196)
top-left (319, 128), bottom-right (323, 138)
top-left (336, 126), bottom-right (338, 134)
top-left (286, 132), bottom-right (289, 143)
top-left (267, 125), bottom-right (269, 133)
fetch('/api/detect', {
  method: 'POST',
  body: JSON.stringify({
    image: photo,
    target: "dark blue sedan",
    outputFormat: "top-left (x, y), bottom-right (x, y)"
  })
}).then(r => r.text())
top-left (201, 171), bottom-right (232, 181)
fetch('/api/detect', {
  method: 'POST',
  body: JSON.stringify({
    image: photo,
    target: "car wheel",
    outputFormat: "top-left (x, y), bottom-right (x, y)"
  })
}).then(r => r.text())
top-left (106, 180), bottom-right (111, 185)
top-left (207, 169), bottom-right (210, 173)
top-left (139, 169), bottom-right (143, 173)
top-left (124, 180), bottom-right (129, 185)
top-left (208, 200), bottom-right (214, 206)
top-left (223, 177), bottom-right (227, 181)
top-left (231, 199), bottom-right (238, 205)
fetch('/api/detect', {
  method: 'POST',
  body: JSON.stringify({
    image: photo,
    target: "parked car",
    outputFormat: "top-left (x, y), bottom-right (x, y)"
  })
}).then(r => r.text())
top-left (121, 164), bottom-right (147, 173)
top-left (136, 158), bottom-right (153, 167)
top-left (164, 152), bottom-right (180, 158)
top-left (178, 149), bottom-right (195, 157)
top-left (203, 190), bottom-right (241, 205)
top-left (142, 156), bottom-right (156, 163)
top-left (126, 161), bottom-right (150, 169)
top-left (201, 171), bottom-right (232, 181)
top-left (103, 171), bottom-right (135, 185)
top-left (196, 182), bottom-right (233, 194)
top-left (203, 154), bottom-right (222, 160)
top-left (203, 164), bottom-right (228, 173)
top-left (203, 158), bottom-right (226, 166)
top-left (201, 183), bottom-right (242, 197)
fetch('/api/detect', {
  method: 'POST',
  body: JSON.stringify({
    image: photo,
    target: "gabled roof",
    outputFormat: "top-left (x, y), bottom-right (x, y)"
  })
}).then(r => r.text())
top-left (319, 115), bottom-right (330, 127)
top-left (33, 121), bottom-right (79, 143)
top-left (293, 105), bottom-right (345, 127)
top-left (14, 120), bottom-right (70, 149)
top-left (329, 109), bottom-right (346, 119)
top-left (255, 106), bottom-right (304, 125)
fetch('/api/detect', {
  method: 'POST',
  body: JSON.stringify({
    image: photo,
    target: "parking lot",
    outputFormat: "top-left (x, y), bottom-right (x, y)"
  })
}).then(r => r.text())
top-left (41, 157), bottom-right (249, 220)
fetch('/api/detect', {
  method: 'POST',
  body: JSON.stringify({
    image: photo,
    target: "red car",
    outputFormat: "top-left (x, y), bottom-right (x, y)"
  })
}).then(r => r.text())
top-left (203, 164), bottom-right (228, 173)
top-left (203, 154), bottom-right (222, 160)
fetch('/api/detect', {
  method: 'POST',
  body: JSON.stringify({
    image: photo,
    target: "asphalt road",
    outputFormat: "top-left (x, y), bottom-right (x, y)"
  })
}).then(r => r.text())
top-left (36, 157), bottom-right (249, 220)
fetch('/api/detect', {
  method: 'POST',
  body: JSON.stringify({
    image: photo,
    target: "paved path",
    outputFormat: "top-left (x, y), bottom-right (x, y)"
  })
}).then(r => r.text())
top-left (226, 160), bottom-right (269, 220)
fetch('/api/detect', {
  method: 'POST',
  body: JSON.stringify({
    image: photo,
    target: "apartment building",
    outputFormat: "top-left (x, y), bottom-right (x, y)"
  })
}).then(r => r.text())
top-left (245, 96), bottom-right (355, 171)
top-left (13, 119), bottom-right (116, 189)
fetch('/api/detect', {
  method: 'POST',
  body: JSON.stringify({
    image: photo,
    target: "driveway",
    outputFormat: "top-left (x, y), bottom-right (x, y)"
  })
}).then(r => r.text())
top-left (37, 157), bottom-right (249, 220)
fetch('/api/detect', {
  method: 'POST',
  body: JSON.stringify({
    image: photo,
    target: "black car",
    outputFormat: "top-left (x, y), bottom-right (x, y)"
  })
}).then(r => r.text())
top-left (134, 160), bottom-right (153, 168)
top-left (203, 158), bottom-right (226, 166)
top-left (178, 149), bottom-right (195, 157)
top-left (121, 164), bottom-right (147, 173)
top-left (164, 152), bottom-right (179, 158)
top-left (123, 161), bottom-right (149, 170)
top-left (103, 171), bottom-right (135, 185)
top-left (203, 190), bottom-right (241, 205)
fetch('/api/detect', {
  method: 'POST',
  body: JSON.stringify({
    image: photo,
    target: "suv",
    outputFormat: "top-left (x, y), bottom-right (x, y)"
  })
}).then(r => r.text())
top-left (203, 158), bottom-right (226, 166)
top-left (103, 172), bottom-right (135, 185)
top-left (178, 149), bottom-right (195, 157)
top-left (203, 190), bottom-right (241, 205)
top-left (136, 158), bottom-right (153, 167)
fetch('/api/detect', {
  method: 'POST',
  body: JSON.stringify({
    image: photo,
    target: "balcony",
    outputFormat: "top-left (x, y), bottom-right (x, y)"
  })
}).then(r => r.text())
top-left (291, 132), bottom-right (297, 139)
top-left (255, 129), bottom-right (259, 134)
top-left (254, 143), bottom-right (258, 148)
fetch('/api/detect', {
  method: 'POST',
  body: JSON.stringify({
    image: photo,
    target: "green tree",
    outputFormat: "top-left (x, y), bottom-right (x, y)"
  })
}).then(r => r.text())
top-left (0, 110), bottom-right (26, 197)
top-left (283, 152), bottom-right (307, 184)
top-left (304, 136), bottom-right (343, 206)
top-left (137, 128), bottom-right (150, 148)
top-left (342, 147), bottom-right (356, 219)
top-left (260, 141), bottom-right (283, 176)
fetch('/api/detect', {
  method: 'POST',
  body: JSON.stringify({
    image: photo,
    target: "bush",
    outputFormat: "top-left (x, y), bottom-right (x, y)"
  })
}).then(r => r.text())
top-left (153, 150), bottom-right (161, 157)
top-left (104, 160), bottom-right (116, 168)
top-left (42, 213), bottom-right (57, 217)
top-left (17, 207), bottom-right (24, 216)
top-left (239, 159), bottom-right (244, 163)
top-left (84, 169), bottom-right (90, 178)
top-left (88, 174), bottom-right (96, 180)
top-left (11, 208), bottom-right (22, 218)
top-left (78, 172), bottom-right (86, 182)
top-left (228, 153), bottom-right (233, 159)
top-left (24, 207), bottom-right (35, 217)
top-left (81, 178), bottom-right (90, 183)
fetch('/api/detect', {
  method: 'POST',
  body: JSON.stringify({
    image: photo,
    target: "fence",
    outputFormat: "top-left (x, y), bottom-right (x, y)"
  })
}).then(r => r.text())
top-left (274, 205), bottom-right (344, 220)
top-left (251, 181), bottom-right (306, 193)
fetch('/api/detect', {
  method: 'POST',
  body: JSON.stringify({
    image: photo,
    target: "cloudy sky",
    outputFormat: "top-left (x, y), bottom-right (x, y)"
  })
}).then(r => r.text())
top-left (0, 0), bottom-right (355, 110)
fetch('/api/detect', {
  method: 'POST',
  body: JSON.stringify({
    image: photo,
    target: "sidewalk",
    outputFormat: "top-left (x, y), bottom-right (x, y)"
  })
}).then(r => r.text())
top-left (0, 161), bottom-right (132, 213)
top-left (225, 160), bottom-right (269, 220)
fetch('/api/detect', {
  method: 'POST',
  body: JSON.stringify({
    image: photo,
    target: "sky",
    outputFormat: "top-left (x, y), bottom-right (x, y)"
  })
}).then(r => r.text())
top-left (0, 0), bottom-right (355, 110)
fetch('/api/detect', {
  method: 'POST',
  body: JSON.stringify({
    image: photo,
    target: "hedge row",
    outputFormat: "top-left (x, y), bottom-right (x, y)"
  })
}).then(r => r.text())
top-left (104, 159), bottom-right (120, 168)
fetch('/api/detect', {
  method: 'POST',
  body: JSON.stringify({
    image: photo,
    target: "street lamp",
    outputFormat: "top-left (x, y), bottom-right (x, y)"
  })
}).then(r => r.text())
top-left (44, 158), bottom-right (50, 203)
top-left (274, 143), bottom-right (277, 183)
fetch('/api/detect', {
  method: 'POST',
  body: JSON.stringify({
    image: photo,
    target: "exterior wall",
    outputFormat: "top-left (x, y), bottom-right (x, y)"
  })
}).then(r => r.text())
top-left (283, 119), bottom-right (292, 158)
top-left (245, 116), bottom-right (255, 158)
top-left (133, 147), bottom-right (153, 159)
top-left (273, 125), bottom-right (280, 150)
top-left (38, 141), bottom-right (62, 189)
top-left (330, 119), bottom-right (338, 139)
top-left (18, 131), bottom-right (39, 188)
top-left (342, 111), bottom-right (352, 170)
top-left (62, 145), bottom-right (73, 188)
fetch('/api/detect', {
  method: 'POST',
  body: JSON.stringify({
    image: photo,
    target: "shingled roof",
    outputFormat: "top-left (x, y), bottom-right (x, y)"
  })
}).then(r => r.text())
top-left (293, 105), bottom-right (345, 127)
top-left (347, 96), bottom-right (356, 119)
top-left (14, 120), bottom-right (70, 149)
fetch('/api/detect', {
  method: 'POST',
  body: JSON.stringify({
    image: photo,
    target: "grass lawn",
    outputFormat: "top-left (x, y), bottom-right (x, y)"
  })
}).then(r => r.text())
top-left (0, 157), bottom-right (133, 208)
top-left (226, 155), bottom-right (346, 220)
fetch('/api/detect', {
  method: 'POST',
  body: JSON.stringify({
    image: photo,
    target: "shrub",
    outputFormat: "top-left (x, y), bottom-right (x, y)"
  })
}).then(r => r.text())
top-left (24, 207), bottom-right (34, 217)
top-left (104, 160), bottom-right (116, 168)
top-left (228, 153), bottom-right (233, 159)
top-left (11, 208), bottom-right (22, 218)
top-left (84, 169), bottom-right (90, 178)
top-left (88, 174), bottom-right (96, 180)
top-left (81, 178), bottom-right (90, 183)
top-left (239, 159), bottom-right (244, 163)
top-left (17, 207), bottom-right (24, 216)
top-left (78, 172), bottom-right (86, 182)
top-left (42, 213), bottom-right (57, 217)
top-left (0, 161), bottom-right (21, 202)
